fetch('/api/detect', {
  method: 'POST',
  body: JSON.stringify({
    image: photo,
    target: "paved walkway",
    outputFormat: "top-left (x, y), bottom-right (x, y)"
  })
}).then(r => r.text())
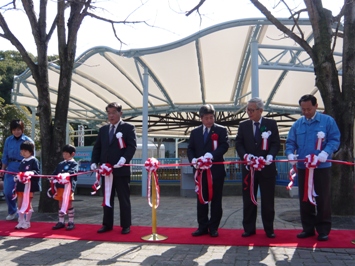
top-left (1, 194), bottom-right (355, 265)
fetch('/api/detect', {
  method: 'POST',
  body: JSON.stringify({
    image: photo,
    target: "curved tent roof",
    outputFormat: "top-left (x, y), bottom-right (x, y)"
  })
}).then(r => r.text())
top-left (12, 18), bottom-right (343, 138)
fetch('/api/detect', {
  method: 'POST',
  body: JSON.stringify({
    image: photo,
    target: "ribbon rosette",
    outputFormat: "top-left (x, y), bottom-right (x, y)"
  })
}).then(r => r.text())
top-left (194, 156), bottom-right (213, 204)
top-left (14, 171), bottom-right (34, 214)
top-left (316, 131), bottom-right (325, 150)
top-left (116, 132), bottom-right (126, 149)
top-left (251, 156), bottom-right (266, 171)
top-left (261, 131), bottom-right (272, 150)
top-left (145, 157), bottom-right (161, 208)
top-left (303, 154), bottom-right (319, 205)
top-left (211, 133), bottom-right (218, 151)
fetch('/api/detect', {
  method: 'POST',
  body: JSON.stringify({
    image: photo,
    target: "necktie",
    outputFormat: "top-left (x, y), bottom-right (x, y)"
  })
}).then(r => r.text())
top-left (254, 122), bottom-right (261, 143)
top-left (109, 125), bottom-right (115, 143)
top-left (203, 127), bottom-right (209, 143)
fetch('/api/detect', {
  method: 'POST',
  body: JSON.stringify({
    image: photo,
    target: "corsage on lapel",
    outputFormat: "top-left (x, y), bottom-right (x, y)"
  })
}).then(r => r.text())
top-left (211, 132), bottom-right (218, 151)
top-left (260, 126), bottom-right (271, 150)
top-left (316, 131), bottom-right (325, 150)
top-left (116, 132), bottom-right (126, 149)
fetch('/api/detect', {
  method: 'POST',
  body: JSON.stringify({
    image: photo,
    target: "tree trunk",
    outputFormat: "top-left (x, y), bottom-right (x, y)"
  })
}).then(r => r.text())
top-left (330, 0), bottom-right (355, 215)
top-left (34, 45), bottom-right (60, 213)
top-left (304, 1), bottom-right (355, 215)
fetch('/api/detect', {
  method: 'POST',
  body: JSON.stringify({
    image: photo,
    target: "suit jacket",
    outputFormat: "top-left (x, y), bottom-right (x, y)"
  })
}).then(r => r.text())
top-left (91, 121), bottom-right (137, 176)
top-left (235, 117), bottom-right (280, 176)
top-left (187, 123), bottom-right (229, 177)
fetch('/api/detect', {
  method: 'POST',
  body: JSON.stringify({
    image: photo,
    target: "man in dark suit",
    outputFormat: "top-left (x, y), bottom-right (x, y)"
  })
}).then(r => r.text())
top-left (91, 102), bottom-right (137, 234)
top-left (235, 97), bottom-right (280, 238)
top-left (187, 104), bottom-right (229, 237)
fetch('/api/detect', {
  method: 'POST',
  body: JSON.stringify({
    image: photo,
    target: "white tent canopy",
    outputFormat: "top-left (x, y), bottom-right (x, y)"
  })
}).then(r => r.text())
top-left (12, 18), bottom-right (343, 138)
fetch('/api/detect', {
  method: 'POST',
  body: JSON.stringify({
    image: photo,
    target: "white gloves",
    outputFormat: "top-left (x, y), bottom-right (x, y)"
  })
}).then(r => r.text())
top-left (265, 155), bottom-right (273, 165)
top-left (204, 152), bottom-right (213, 160)
top-left (191, 158), bottom-right (198, 169)
top-left (243, 154), bottom-right (255, 166)
top-left (244, 153), bottom-right (254, 162)
top-left (90, 163), bottom-right (97, 170)
top-left (318, 151), bottom-right (328, 163)
top-left (287, 154), bottom-right (298, 165)
top-left (115, 157), bottom-right (126, 168)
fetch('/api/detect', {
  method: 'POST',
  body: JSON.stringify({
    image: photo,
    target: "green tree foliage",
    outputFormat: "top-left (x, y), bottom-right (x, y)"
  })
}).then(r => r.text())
top-left (0, 50), bottom-right (34, 103)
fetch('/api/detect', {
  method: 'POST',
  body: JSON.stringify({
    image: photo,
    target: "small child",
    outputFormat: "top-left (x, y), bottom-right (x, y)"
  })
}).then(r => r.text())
top-left (15, 141), bottom-right (40, 229)
top-left (51, 144), bottom-right (78, 230)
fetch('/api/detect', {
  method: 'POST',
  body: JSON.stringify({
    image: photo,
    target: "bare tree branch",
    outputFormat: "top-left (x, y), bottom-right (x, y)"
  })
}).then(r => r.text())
top-left (288, 8), bottom-right (308, 20)
top-left (333, 2), bottom-right (346, 22)
top-left (185, 0), bottom-right (206, 17)
top-left (280, 0), bottom-right (304, 39)
top-left (85, 12), bottom-right (147, 26)
top-left (46, 14), bottom-right (58, 44)
top-left (331, 2), bottom-right (345, 52)
top-left (85, 11), bottom-right (149, 44)
top-left (0, 12), bottom-right (36, 70)
top-left (0, 1), bottom-right (15, 10)
top-left (21, 0), bottom-right (40, 41)
top-left (249, 0), bottom-right (314, 60)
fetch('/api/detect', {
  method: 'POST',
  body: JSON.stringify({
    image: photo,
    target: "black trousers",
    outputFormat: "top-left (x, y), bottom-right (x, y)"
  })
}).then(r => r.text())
top-left (197, 172), bottom-right (225, 232)
top-left (102, 175), bottom-right (131, 229)
top-left (242, 170), bottom-right (276, 234)
top-left (297, 168), bottom-right (331, 235)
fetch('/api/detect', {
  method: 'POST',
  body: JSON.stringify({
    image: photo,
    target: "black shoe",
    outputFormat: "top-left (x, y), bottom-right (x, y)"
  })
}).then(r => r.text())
top-left (97, 226), bottom-right (113, 233)
top-left (52, 222), bottom-right (65, 230)
top-left (266, 233), bottom-right (276, 238)
top-left (297, 231), bottom-right (315, 239)
top-left (209, 230), bottom-right (219, 237)
top-left (121, 227), bottom-right (130, 234)
top-left (191, 229), bottom-right (209, 237)
top-left (242, 231), bottom-right (256, 237)
top-left (66, 222), bottom-right (75, 231)
top-left (317, 234), bottom-right (328, 241)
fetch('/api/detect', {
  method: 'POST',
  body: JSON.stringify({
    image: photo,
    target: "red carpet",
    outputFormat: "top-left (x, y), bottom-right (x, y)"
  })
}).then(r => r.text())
top-left (1, 221), bottom-right (354, 248)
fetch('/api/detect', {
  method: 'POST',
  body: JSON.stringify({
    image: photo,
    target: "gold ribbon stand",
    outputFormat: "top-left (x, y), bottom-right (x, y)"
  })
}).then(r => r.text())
top-left (141, 173), bottom-right (167, 241)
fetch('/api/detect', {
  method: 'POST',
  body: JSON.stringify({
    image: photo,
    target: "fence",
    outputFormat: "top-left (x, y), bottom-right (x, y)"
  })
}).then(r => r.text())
top-left (131, 157), bottom-right (295, 186)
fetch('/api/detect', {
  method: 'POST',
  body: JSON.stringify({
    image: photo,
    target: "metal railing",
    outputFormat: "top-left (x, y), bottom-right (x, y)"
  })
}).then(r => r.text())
top-left (131, 158), bottom-right (181, 182)
top-left (131, 157), bottom-right (294, 186)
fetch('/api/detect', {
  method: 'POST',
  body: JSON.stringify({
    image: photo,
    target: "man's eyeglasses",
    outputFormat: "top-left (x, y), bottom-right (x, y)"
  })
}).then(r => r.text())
top-left (246, 108), bottom-right (259, 113)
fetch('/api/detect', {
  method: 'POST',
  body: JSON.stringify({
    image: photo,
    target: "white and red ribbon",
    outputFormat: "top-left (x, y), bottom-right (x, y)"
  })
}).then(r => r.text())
top-left (144, 157), bottom-right (160, 208)
top-left (14, 171), bottom-right (34, 214)
top-left (98, 163), bottom-right (113, 208)
top-left (303, 154), bottom-right (319, 205)
top-left (194, 156), bottom-right (213, 204)
top-left (316, 131), bottom-right (325, 150)
top-left (116, 132), bottom-right (126, 149)
top-left (91, 174), bottom-right (101, 195)
top-left (287, 165), bottom-right (297, 190)
top-left (261, 131), bottom-right (271, 150)
top-left (47, 177), bottom-right (56, 199)
top-left (243, 156), bottom-right (266, 205)
top-left (56, 173), bottom-right (71, 214)
top-left (211, 133), bottom-right (218, 151)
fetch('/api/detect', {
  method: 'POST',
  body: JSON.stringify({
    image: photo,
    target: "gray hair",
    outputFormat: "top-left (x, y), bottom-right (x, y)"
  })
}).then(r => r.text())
top-left (248, 97), bottom-right (264, 109)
